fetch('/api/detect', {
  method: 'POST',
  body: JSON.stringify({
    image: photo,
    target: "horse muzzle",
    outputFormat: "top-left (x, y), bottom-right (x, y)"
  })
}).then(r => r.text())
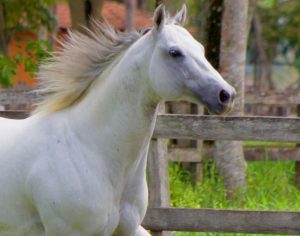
top-left (206, 87), bottom-right (236, 115)
top-left (184, 79), bottom-right (236, 115)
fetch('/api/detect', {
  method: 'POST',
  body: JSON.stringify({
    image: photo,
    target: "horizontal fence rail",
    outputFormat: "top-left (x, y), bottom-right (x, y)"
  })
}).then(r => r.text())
top-left (2, 90), bottom-right (300, 105)
top-left (2, 111), bottom-right (300, 142)
top-left (0, 111), bottom-right (30, 119)
top-left (143, 208), bottom-right (300, 235)
top-left (2, 111), bottom-right (300, 160)
top-left (168, 147), bottom-right (300, 162)
top-left (154, 115), bottom-right (300, 142)
top-left (0, 89), bottom-right (40, 105)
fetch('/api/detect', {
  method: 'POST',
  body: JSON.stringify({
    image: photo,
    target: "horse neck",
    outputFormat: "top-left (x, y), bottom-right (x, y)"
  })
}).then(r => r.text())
top-left (67, 39), bottom-right (159, 165)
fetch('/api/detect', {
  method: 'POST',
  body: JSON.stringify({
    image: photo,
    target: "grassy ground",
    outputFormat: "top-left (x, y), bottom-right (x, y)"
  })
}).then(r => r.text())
top-left (243, 141), bottom-right (295, 148)
top-left (169, 160), bottom-right (300, 236)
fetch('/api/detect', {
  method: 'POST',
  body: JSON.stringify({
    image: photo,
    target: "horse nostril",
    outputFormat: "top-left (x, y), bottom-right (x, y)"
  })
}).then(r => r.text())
top-left (219, 89), bottom-right (230, 104)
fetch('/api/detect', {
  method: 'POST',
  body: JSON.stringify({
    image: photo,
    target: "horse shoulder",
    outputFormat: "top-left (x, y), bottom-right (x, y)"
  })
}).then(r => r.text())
top-left (24, 115), bottom-right (120, 235)
top-left (26, 154), bottom-right (120, 235)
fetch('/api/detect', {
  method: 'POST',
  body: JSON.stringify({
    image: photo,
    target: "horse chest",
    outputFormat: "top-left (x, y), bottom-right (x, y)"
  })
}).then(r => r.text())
top-left (25, 142), bottom-right (146, 235)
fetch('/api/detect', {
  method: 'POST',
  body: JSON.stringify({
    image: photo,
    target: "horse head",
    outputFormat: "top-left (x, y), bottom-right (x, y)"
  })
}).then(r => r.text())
top-left (148, 4), bottom-right (236, 114)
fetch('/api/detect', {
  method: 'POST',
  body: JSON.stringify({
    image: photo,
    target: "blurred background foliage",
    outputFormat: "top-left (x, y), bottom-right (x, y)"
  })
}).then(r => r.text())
top-left (0, 0), bottom-right (57, 87)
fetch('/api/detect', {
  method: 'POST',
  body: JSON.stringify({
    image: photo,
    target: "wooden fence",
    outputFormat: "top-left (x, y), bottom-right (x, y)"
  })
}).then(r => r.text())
top-left (143, 208), bottom-right (300, 234)
top-left (144, 114), bottom-right (300, 235)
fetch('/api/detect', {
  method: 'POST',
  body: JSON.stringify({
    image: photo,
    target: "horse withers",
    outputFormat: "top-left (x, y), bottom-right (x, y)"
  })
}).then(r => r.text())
top-left (0, 4), bottom-right (235, 236)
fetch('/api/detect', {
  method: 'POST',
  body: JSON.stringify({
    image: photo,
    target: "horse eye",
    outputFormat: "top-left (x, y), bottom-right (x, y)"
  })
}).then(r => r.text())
top-left (169, 48), bottom-right (183, 58)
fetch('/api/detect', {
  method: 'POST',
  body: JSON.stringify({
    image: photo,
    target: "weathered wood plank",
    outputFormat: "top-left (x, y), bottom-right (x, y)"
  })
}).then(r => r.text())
top-left (147, 139), bottom-right (172, 236)
top-left (0, 89), bottom-right (39, 105)
top-left (147, 103), bottom-right (172, 236)
top-left (168, 147), bottom-right (300, 162)
top-left (0, 111), bottom-right (30, 119)
top-left (154, 115), bottom-right (300, 142)
top-left (142, 207), bottom-right (300, 234)
top-left (2, 112), bottom-right (300, 143)
top-left (147, 139), bottom-right (170, 208)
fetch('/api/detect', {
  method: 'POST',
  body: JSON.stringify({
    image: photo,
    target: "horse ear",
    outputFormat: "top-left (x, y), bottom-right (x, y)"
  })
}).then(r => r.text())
top-left (153, 4), bottom-right (166, 32)
top-left (174, 4), bottom-right (187, 26)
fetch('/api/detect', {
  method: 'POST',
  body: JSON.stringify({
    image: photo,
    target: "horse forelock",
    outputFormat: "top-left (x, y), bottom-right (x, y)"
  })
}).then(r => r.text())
top-left (33, 21), bottom-right (143, 114)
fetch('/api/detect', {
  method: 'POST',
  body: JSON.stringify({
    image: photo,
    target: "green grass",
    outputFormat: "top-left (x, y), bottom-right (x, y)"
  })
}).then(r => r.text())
top-left (243, 141), bottom-right (295, 148)
top-left (169, 160), bottom-right (300, 236)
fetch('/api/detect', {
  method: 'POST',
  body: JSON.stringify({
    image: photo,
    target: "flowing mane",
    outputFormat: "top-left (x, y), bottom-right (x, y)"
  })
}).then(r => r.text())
top-left (33, 21), bottom-right (143, 114)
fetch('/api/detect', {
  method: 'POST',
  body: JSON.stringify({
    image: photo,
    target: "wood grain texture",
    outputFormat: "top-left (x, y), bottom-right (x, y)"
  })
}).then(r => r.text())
top-left (154, 115), bottom-right (300, 142)
top-left (146, 103), bottom-right (172, 236)
top-left (3, 112), bottom-right (300, 143)
top-left (147, 139), bottom-right (170, 208)
top-left (142, 207), bottom-right (300, 234)
top-left (0, 111), bottom-right (29, 119)
top-left (0, 89), bottom-right (38, 105)
top-left (147, 139), bottom-right (172, 236)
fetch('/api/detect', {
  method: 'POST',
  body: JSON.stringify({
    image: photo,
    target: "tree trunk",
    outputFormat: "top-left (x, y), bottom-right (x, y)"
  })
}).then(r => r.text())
top-left (137, 0), bottom-right (146, 10)
top-left (125, 0), bottom-right (136, 31)
top-left (247, 0), bottom-right (257, 37)
top-left (69, 0), bottom-right (103, 32)
top-left (253, 11), bottom-right (275, 91)
top-left (215, 0), bottom-right (249, 200)
top-left (0, 2), bottom-right (7, 54)
top-left (265, 43), bottom-right (275, 90)
top-left (253, 12), bottom-right (266, 91)
top-left (204, 0), bottom-right (223, 69)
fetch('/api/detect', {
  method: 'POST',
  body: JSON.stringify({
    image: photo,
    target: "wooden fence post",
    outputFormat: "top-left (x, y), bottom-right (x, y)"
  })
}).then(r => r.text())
top-left (147, 139), bottom-right (171, 236)
top-left (147, 103), bottom-right (171, 236)
top-left (171, 102), bottom-right (203, 184)
top-left (194, 104), bottom-right (204, 184)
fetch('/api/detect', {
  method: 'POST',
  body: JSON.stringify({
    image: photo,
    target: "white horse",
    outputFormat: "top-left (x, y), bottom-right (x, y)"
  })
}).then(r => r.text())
top-left (0, 5), bottom-right (235, 236)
